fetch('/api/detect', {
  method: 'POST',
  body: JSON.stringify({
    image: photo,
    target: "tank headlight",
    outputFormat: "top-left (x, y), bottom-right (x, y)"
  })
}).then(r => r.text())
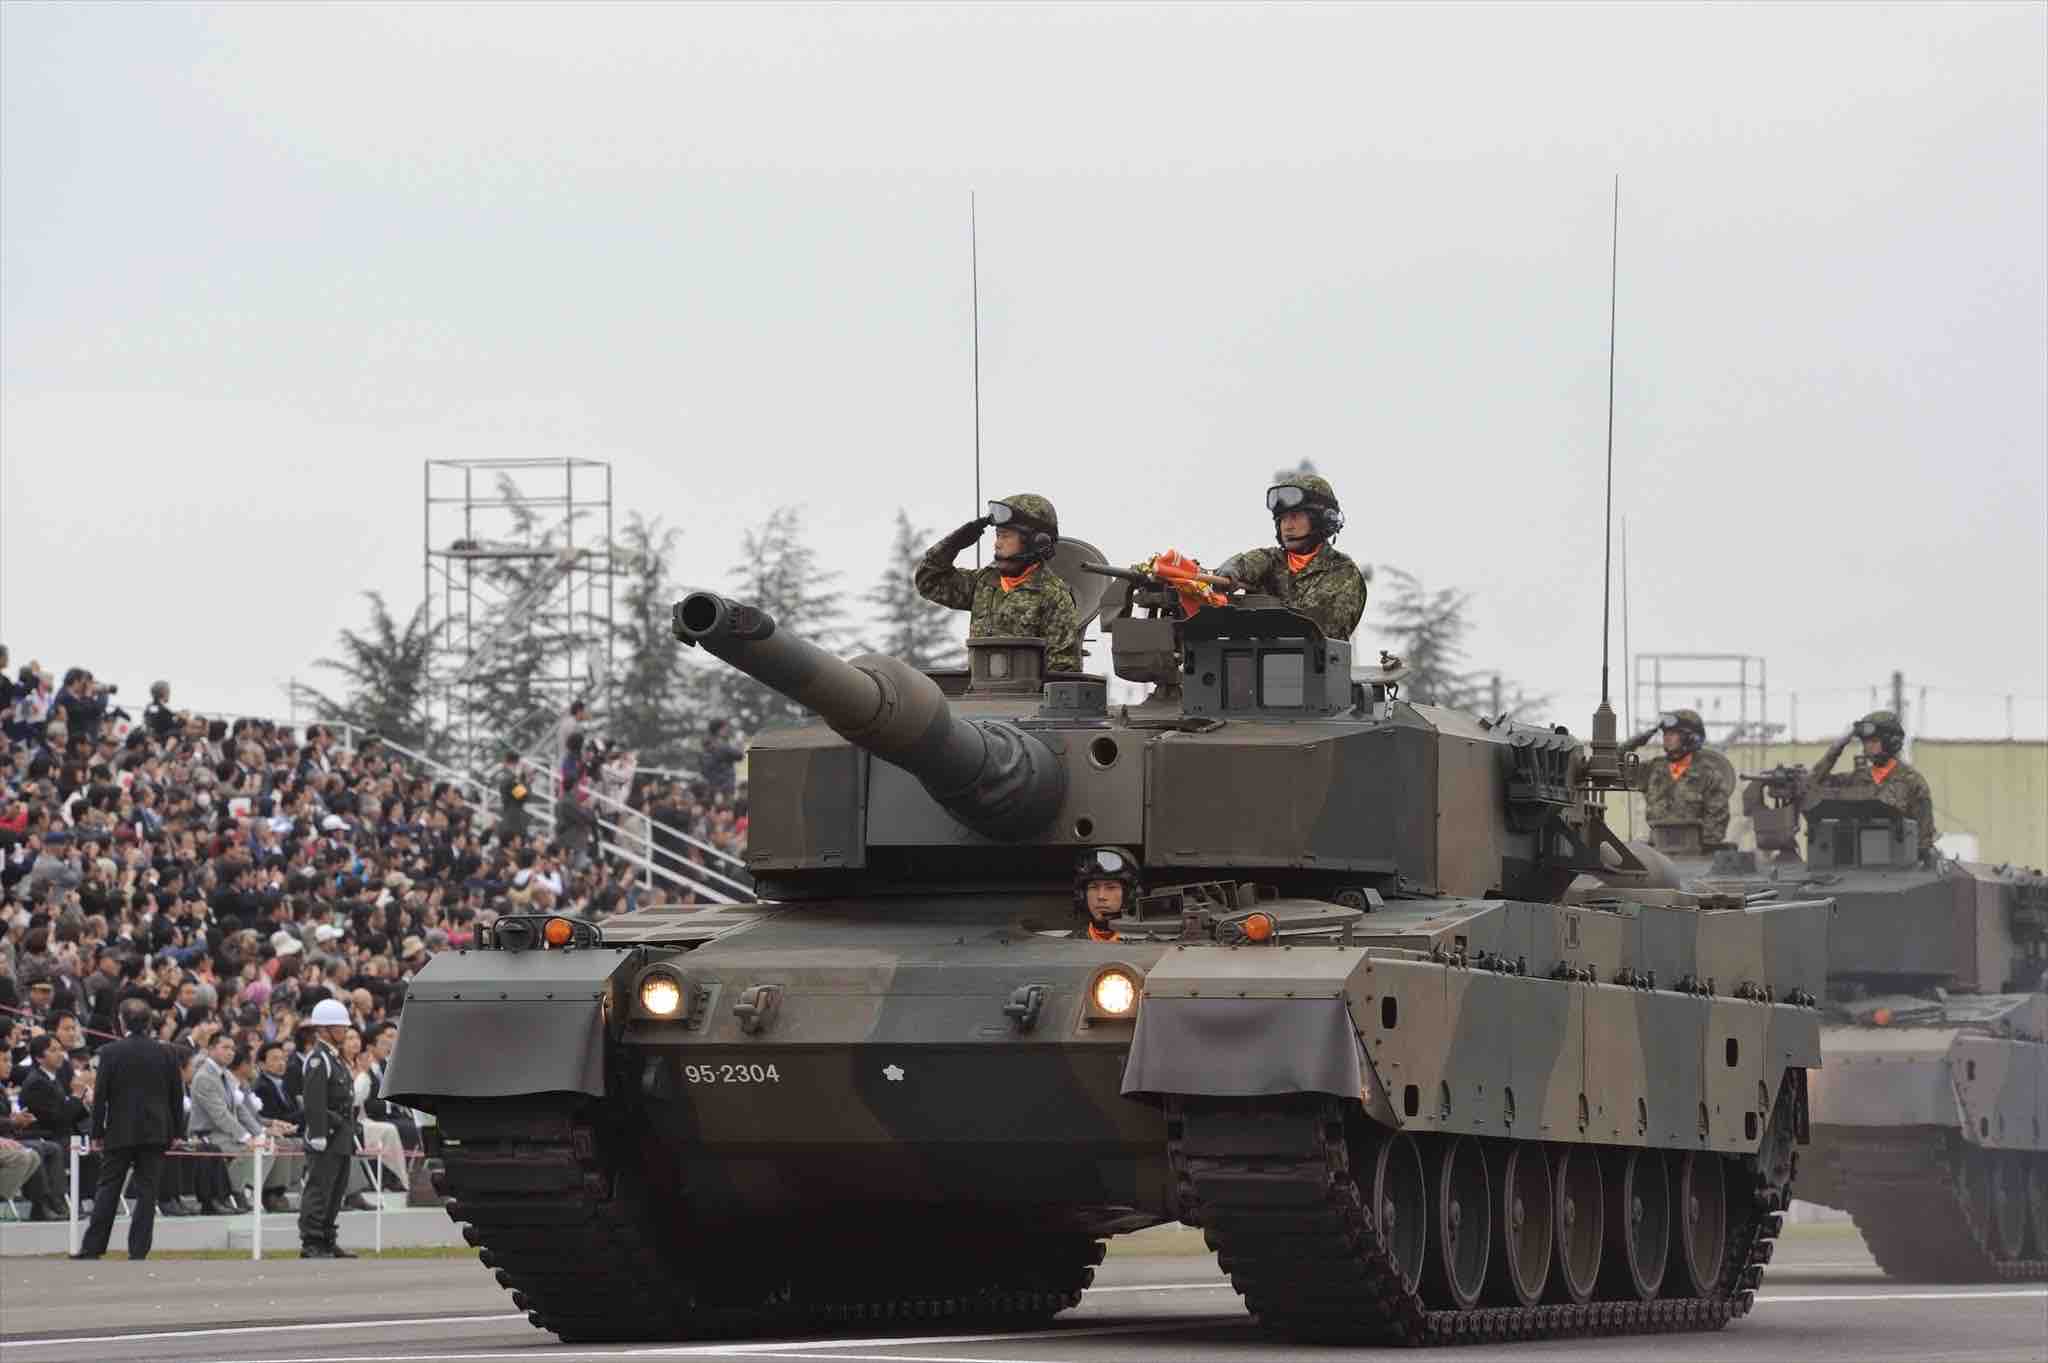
top-left (1092, 968), bottom-right (1139, 1016)
top-left (639, 972), bottom-right (684, 1017)
top-left (542, 916), bottom-right (575, 948)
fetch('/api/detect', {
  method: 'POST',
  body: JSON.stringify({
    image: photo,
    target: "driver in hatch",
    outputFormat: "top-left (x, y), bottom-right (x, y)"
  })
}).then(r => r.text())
top-left (1074, 847), bottom-right (1141, 942)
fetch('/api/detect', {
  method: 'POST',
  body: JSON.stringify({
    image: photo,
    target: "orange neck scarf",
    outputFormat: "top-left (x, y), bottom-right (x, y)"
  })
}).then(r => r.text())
top-left (1871, 759), bottom-right (1898, 785)
top-left (1086, 921), bottom-right (1120, 943)
top-left (1286, 546), bottom-right (1320, 574)
top-left (1667, 754), bottom-right (1693, 782)
top-left (999, 563), bottom-right (1039, 593)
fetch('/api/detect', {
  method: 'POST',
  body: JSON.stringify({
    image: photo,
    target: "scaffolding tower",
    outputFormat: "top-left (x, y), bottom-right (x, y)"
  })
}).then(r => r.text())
top-left (422, 458), bottom-right (616, 763)
top-left (1632, 652), bottom-right (1780, 750)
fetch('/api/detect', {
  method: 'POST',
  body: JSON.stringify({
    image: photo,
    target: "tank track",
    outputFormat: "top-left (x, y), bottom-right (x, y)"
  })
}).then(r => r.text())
top-left (1167, 1091), bottom-right (1794, 1345)
top-left (1838, 1134), bottom-right (2048, 1282)
top-left (433, 1101), bottom-right (1102, 1342)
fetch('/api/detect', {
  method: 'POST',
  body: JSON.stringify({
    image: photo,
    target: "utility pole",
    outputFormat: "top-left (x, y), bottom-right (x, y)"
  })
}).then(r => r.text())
top-left (1491, 673), bottom-right (1503, 718)
top-left (1891, 670), bottom-right (1905, 726)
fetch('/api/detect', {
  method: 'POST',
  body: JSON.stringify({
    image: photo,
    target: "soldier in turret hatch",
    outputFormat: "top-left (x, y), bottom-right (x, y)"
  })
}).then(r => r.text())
top-left (1623, 708), bottom-right (1736, 845)
top-left (1811, 710), bottom-right (1938, 855)
top-left (1071, 846), bottom-right (1140, 942)
top-left (1212, 473), bottom-right (1367, 641)
top-left (914, 494), bottom-right (1082, 671)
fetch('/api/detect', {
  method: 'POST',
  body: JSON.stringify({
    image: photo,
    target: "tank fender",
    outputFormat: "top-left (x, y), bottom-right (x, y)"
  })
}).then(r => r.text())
top-left (385, 946), bottom-right (638, 1111)
top-left (1120, 948), bottom-right (1397, 1123)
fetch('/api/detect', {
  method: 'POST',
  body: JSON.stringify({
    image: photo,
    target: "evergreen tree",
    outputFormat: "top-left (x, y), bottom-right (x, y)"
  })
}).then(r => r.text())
top-left (1377, 567), bottom-right (1547, 720)
top-left (609, 512), bottom-right (698, 766)
top-left (866, 509), bottom-right (964, 669)
top-left (294, 592), bottom-right (434, 752)
top-left (1378, 567), bottom-right (1483, 711)
top-left (717, 506), bottom-right (848, 731)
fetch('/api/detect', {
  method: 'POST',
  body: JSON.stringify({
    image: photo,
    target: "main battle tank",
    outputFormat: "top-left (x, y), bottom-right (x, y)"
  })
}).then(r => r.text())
top-left (385, 575), bottom-right (1831, 1345)
top-left (1618, 767), bottom-right (2048, 1279)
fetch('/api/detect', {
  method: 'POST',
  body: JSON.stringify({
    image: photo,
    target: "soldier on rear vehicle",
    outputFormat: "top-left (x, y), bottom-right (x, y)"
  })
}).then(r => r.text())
top-left (1811, 709), bottom-right (1938, 855)
top-left (1071, 847), bottom-right (1140, 942)
top-left (1212, 473), bottom-right (1367, 641)
top-left (1624, 708), bottom-right (1736, 845)
top-left (914, 494), bottom-right (1082, 672)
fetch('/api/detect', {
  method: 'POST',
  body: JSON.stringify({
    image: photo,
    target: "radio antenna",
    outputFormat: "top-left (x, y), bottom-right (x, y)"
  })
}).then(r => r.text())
top-left (1599, 175), bottom-right (1619, 710)
top-left (1585, 176), bottom-right (1626, 795)
top-left (970, 191), bottom-right (984, 569)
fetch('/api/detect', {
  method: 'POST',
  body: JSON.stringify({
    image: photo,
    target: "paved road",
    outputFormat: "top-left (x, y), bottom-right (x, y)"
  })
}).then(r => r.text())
top-left (3, 1227), bottom-right (2043, 1363)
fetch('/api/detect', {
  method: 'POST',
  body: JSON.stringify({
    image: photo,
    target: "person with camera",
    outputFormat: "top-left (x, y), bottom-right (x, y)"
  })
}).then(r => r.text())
top-left (143, 683), bottom-right (179, 741)
top-left (74, 997), bottom-right (186, 1260)
top-left (56, 670), bottom-right (113, 746)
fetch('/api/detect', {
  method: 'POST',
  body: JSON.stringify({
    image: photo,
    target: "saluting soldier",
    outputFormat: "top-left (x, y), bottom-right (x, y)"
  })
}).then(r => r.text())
top-left (1213, 473), bottom-right (1368, 641)
top-left (1811, 710), bottom-right (1938, 855)
top-left (297, 998), bottom-right (360, 1259)
top-left (914, 495), bottom-right (1083, 672)
top-left (1624, 708), bottom-right (1737, 846)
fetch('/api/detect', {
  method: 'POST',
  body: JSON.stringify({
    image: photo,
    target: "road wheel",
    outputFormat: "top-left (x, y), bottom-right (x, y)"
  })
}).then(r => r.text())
top-left (1601, 1148), bottom-right (1669, 1300)
top-left (1485, 1140), bottom-right (1552, 1307)
top-left (1370, 1131), bottom-right (1428, 1295)
top-left (1670, 1151), bottom-right (1728, 1296)
top-left (1547, 1145), bottom-right (1602, 1305)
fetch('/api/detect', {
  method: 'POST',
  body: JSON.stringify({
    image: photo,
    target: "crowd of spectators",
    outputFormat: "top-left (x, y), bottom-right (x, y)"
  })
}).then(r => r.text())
top-left (0, 644), bottom-right (750, 1222)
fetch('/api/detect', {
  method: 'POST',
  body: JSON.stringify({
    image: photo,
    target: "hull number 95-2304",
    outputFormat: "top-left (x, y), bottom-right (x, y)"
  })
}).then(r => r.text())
top-left (683, 1063), bottom-right (782, 1085)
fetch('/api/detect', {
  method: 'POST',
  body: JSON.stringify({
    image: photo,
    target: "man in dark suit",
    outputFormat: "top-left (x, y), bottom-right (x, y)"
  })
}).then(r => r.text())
top-left (253, 1042), bottom-right (302, 1128)
top-left (19, 1030), bottom-right (93, 1212)
top-left (73, 999), bottom-right (185, 1260)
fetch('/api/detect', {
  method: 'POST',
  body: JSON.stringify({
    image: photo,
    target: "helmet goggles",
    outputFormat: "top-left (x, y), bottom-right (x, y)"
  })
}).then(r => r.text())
top-left (1266, 484), bottom-right (1312, 513)
top-left (1078, 847), bottom-right (1129, 877)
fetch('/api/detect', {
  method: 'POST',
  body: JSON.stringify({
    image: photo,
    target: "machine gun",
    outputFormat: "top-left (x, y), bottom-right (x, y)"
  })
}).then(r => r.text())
top-left (1740, 763), bottom-right (1812, 859)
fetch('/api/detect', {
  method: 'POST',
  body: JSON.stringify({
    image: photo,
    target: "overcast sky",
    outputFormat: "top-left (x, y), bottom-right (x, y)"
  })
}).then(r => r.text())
top-left (3, 4), bottom-right (2044, 740)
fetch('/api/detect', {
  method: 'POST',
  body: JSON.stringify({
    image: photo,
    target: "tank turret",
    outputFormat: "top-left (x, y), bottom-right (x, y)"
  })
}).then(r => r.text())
top-left (674, 591), bottom-right (1065, 840)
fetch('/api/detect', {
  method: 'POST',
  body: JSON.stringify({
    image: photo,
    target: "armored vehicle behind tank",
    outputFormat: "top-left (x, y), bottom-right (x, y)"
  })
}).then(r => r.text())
top-left (385, 568), bottom-right (1830, 1344)
top-left (1614, 765), bottom-right (2048, 1279)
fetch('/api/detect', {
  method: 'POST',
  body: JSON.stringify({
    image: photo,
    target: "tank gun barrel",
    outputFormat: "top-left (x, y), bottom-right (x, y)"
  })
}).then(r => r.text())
top-left (674, 592), bottom-right (1066, 841)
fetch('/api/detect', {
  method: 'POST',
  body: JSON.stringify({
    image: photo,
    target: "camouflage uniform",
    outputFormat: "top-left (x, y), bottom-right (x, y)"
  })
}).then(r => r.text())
top-left (1811, 740), bottom-right (1938, 854)
top-left (1214, 472), bottom-right (1368, 641)
top-left (1213, 544), bottom-right (1367, 642)
top-left (1632, 747), bottom-right (1737, 845)
top-left (914, 495), bottom-right (1082, 671)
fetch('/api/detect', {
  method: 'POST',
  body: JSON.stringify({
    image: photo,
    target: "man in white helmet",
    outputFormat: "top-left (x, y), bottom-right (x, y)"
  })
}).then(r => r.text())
top-left (297, 997), bottom-right (359, 1258)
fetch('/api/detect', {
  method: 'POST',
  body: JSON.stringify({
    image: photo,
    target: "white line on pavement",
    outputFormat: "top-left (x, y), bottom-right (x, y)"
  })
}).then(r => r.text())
top-left (0, 1313), bottom-right (525, 1351)
top-left (1758, 1288), bottom-right (2048, 1305)
top-left (11, 1283), bottom-right (2043, 1359)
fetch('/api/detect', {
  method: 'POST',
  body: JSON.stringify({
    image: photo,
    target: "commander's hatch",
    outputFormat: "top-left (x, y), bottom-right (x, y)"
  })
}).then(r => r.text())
top-left (1048, 537), bottom-right (1113, 631)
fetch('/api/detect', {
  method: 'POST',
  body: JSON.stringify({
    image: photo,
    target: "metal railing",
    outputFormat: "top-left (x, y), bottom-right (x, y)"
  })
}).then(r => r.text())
top-left (517, 756), bottom-right (749, 879)
top-left (515, 762), bottom-right (748, 904)
top-left (66, 1136), bottom-right (405, 1260)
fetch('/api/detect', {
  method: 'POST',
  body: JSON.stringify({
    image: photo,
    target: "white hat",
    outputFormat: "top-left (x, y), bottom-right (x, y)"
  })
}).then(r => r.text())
top-left (307, 998), bottom-right (352, 1027)
top-left (271, 932), bottom-right (303, 958)
top-left (314, 924), bottom-right (343, 943)
top-left (320, 815), bottom-right (347, 832)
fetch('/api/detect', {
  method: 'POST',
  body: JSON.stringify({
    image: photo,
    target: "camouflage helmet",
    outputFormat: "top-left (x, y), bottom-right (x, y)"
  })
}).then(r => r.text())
top-left (1266, 473), bottom-right (1345, 549)
top-left (988, 493), bottom-right (1059, 567)
top-left (1852, 709), bottom-right (1906, 759)
top-left (1073, 845), bottom-right (1141, 918)
top-left (1657, 707), bottom-right (1707, 755)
